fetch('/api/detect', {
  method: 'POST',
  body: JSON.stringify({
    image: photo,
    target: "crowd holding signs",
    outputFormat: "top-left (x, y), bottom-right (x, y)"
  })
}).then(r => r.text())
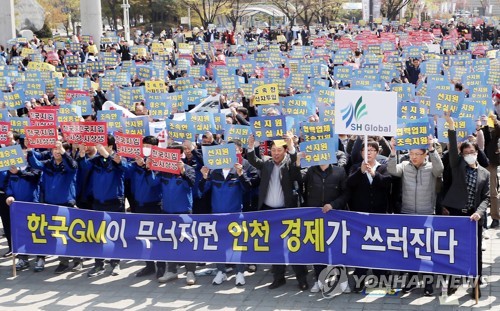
top-left (0, 15), bottom-right (499, 298)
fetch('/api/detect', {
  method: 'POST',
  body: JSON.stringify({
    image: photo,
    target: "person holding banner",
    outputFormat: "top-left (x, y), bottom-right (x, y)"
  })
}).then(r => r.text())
top-left (246, 133), bottom-right (309, 290)
top-left (346, 140), bottom-right (392, 292)
top-left (27, 141), bottom-right (81, 274)
top-left (199, 140), bottom-right (257, 286)
top-left (125, 136), bottom-right (166, 280)
top-left (7, 163), bottom-right (41, 271)
top-left (442, 112), bottom-right (489, 299)
top-left (75, 145), bottom-right (98, 210)
top-left (388, 133), bottom-right (444, 296)
top-left (85, 136), bottom-right (126, 277)
top-left (149, 145), bottom-right (198, 285)
top-left (298, 152), bottom-right (349, 293)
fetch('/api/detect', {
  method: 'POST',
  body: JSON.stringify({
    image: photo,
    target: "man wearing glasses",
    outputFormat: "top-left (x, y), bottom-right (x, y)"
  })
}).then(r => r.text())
top-left (387, 134), bottom-right (444, 296)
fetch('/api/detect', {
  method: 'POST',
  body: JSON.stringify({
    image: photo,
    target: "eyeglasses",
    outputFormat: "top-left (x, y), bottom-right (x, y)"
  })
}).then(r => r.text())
top-left (366, 149), bottom-right (378, 153)
top-left (409, 152), bottom-right (425, 157)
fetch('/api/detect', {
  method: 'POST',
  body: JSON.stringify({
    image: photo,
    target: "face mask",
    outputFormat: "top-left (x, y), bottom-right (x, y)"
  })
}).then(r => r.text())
top-left (464, 154), bottom-right (477, 165)
top-left (70, 69), bottom-right (77, 75)
top-left (142, 147), bottom-right (152, 157)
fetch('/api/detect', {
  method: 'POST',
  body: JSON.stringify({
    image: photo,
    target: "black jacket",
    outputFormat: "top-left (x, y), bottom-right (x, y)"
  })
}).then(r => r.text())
top-left (301, 165), bottom-right (348, 209)
top-left (346, 163), bottom-right (391, 213)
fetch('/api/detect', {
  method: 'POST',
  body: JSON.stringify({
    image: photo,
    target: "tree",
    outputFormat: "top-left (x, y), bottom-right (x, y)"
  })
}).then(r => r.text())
top-left (39, 0), bottom-right (80, 35)
top-left (186, 0), bottom-right (231, 28)
top-left (381, 0), bottom-right (411, 21)
top-left (270, 0), bottom-right (304, 27)
top-left (225, 0), bottom-right (252, 31)
top-left (102, 0), bottom-right (120, 31)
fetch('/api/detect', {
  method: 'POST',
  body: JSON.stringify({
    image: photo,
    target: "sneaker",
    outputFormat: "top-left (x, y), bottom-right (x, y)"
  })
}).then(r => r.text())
top-left (72, 261), bottom-right (83, 271)
top-left (54, 263), bottom-right (70, 274)
top-left (186, 271), bottom-right (196, 285)
top-left (87, 265), bottom-right (105, 277)
top-left (235, 272), bottom-right (245, 286)
top-left (402, 283), bottom-right (418, 293)
top-left (424, 284), bottom-right (434, 296)
top-left (158, 271), bottom-right (178, 283)
top-left (110, 264), bottom-right (121, 276)
top-left (212, 271), bottom-right (227, 285)
top-left (310, 281), bottom-right (324, 293)
top-left (34, 258), bottom-right (45, 272)
top-left (16, 259), bottom-right (30, 271)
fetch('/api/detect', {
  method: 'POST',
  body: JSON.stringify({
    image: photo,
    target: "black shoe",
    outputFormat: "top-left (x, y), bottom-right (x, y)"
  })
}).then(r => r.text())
top-left (298, 280), bottom-right (309, 291)
top-left (490, 219), bottom-right (499, 228)
top-left (156, 266), bottom-right (166, 279)
top-left (87, 265), bottom-right (105, 277)
top-left (471, 287), bottom-right (481, 299)
top-left (54, 263), bottom-right (70, 274)
top-left (352, 283), bottom-right (366, 293)
top-left (136, 266), bottom-right (155, 277)
top-left (269, 278), bottom-right (286, 289)
top-left (424, 284), bottom-right (434, 296)
top-left (447, 285), bottom-right (459, 296)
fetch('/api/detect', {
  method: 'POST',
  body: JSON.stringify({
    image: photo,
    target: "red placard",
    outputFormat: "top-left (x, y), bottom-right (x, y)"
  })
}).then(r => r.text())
top-left (25, 126), bottom-right (58, 148)
top-left (115, 132), bottom-right (143, 158)
top-left (65, 90), bottom-right (88, 104)
top-left (0, 121), bottom-right (11, 145)
top-left (60, 121), bottom-right (107, 146)
top-left (29, 109), bottom-right (57, 127)
top-left (149, 146), bottom-right (181, 174)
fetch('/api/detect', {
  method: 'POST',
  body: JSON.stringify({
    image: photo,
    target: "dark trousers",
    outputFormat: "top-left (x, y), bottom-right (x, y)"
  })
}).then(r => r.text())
top-left (0, 193), bottom-right (11, 250)
top-left (273, 264), bottom-right (308, 282)
top-left (135, 202), bottom-right (163, 270)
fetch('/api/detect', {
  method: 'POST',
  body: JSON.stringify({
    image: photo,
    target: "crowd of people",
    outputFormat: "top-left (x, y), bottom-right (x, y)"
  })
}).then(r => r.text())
top-left (0, 15), bottom-right (499, 299)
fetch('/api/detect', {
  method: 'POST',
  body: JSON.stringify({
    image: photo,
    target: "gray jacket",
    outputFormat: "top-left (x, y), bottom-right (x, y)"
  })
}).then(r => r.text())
top-left (387, 151), bottom-right (444, 215)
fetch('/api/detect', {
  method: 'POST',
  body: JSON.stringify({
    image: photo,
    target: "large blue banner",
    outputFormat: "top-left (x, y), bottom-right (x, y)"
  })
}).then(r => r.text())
top-left (11, 202), bottom-right (477, 276)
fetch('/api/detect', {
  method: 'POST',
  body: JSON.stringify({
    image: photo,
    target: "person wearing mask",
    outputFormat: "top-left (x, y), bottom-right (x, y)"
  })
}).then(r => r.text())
top-left (246, 133), bottom-right (308, 290)
top-left (387, 134), bottom-right (444, 296)
top-left (123, 136), bottom-right (165, 280)
top-left (442, 113), bottom-right (489, 299)
top-left (150, 145), bottom-right (198, 285)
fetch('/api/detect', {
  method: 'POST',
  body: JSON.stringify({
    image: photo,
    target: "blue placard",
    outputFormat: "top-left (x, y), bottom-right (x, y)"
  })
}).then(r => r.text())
top-left (437, 118), bottom-right (475, 141)
top-left (97, 111), bottom-right (123, 133)
top-left (70, 96), bottom-right (93, 115)
top-left (395, 120), bottom-right (430, 150)
top-left (0, 145), bottom-right (27, 171)
top-left (282, 94), bottom-right (316, 118)
top-left (299, 137), bottom-right (338, 167)
top-left (429, 89), bottom-right (464, 117)
top-left (0, 109), bottom-right (10, 122)
top-left (124, 116), bottom-right (149, 136)
top-left (144, 92), bottom-right (172, 118)
top-left (398, 101), bottom-right (428, 120)
top-left (250, 115), bottom-right (287, 141)
top-left (186, 112), bottom-right (217, 134)
top-left (165, 119), bottom-right (195, 142)
top-left (301, 121), bottom-right (335, 141)
top-left (201, 144), bottom-right (237, 170)
top-left (11, 202), bottom-right (478, 276)
top-left (224, 124), bottom-right (252, 147)
top-left (2, 89), bottom-right (25, 110)
top-left (391, 83), bottom-right (415, 102)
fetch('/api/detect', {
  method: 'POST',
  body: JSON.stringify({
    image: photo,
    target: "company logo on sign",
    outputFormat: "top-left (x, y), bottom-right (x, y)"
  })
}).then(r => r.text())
top-left (341, 96), bottom-right (367, 128)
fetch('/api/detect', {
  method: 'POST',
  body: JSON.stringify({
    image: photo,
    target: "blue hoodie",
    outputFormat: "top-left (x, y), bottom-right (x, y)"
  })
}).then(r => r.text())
top-left (151, 164), bottom-right (195, 214)
top-left (6, 167), bottom-right (41, 202)
top-left (28, 151), bottom-right (77, 205)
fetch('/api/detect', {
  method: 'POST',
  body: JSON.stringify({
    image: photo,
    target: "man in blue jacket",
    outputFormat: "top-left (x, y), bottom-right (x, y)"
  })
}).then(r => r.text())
top-left (28, 141), bottom-right (80, 274)
top-left (7, 163), bottom-right (41, 272)
top-left (199, 158), bottom-right (251, 286)
top-left (150, 145), bottom-right (197, 285)
top-left (81, 135), bottom-right (126, 277)
top-left (126, 136), bottom-right (165, 280)
top-left (75, 144), bottom-right (97, 210)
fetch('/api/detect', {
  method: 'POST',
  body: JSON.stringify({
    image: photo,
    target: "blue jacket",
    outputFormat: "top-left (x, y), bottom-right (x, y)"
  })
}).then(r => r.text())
top-left (125, 162), bottom-right (161, 206)
top-left (75, 154), bottom-right (96, 202)
top-left (0, 170), bottom-right (8, 192)
top-left (152, 164), bottom-right (195, 214)
top-left (6, 167), bottom-right (41, 202)
top-left (199, 168), bottom-right (251, 213)
top-left (28, 151), bottom-right (77, 205)
top-left (87, 154), bottom-right (125, 203)
top-left (183, 149), bottom-right (204, 199)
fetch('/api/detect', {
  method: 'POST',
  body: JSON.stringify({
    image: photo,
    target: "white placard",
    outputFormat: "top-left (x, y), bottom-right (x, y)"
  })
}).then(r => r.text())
top-left (334, 90), bottom-right (397, 135)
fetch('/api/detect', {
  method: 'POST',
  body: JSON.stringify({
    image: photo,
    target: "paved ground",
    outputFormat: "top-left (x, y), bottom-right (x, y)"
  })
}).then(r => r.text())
top-left (1, 220), bottom-right (499, 311)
